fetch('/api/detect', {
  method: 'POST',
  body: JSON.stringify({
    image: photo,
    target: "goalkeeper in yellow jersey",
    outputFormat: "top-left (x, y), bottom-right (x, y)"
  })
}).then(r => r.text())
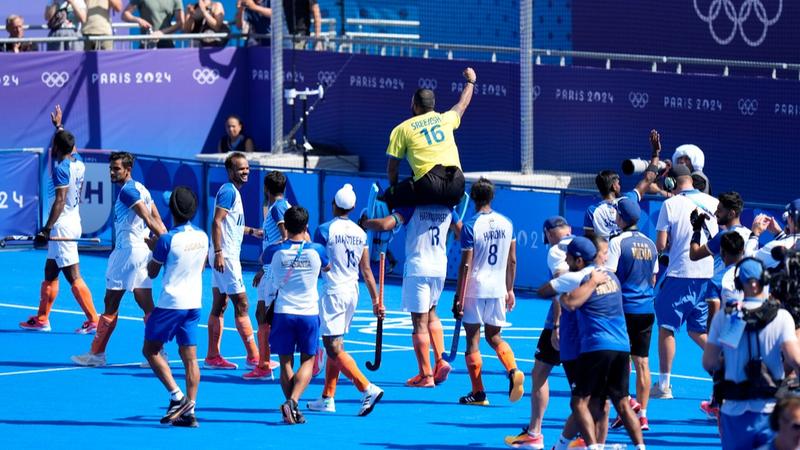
top-left (383, 67), bottom-right (476, 210)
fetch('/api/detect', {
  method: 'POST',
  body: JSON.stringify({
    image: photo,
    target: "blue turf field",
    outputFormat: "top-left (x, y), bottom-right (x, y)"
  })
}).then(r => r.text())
top-left (0, 249), bottom-right (721, 449)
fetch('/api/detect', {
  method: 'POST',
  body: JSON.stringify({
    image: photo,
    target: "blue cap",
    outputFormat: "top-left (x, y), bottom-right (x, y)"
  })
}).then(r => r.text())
top-left (567, 236), bottom-right (597, 261)
top-left (737, 259), bottom-right (765, 285)
top-left (543, 216), bottom-right (568, 231)
top-left (616, 197), bottom-right (641, 226)
top-left (786, 198), bottom-right (800, 218)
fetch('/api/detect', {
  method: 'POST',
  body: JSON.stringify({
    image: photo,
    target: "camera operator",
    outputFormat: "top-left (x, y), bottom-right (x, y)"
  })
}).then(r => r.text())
top-left (754, 199), bottom-right (800, 270)
top-left (673, 144), bottom-right (711, 195)
top-left (703, 258), bottom-right (800, 450)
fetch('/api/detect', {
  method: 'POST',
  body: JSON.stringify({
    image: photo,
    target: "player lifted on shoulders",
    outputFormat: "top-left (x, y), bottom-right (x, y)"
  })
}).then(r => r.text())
top-left (72, 152), bottom-right (167, 367)
top-left (306, 184), bottom-right (384, 416)
top-left (383, 67), bottom-right (476, 210)
top-left (452, 178), bottom-right (523, 406)
top-left (20, 105), bottom-right (99, 334)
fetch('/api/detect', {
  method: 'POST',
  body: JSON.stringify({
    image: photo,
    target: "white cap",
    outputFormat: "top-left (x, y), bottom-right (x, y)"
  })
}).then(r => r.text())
top-left (334, 183), bottom-right (356, 210)
top-left (672, 144), bottom-right (705, 172)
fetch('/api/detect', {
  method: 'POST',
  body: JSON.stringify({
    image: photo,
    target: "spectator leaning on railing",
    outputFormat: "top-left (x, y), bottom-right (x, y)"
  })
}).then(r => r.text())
top-left (236, 0), bottom-right (271, 47)
top-left (122, 0), bottom-right (185, 49)
top-left (283, 0), bottom-right (321, 50)
top-left (45, 0), bottom-right (87, 51)
top-left (83, 0), bottom-right (122, 50)
top-left (4, 15), bottom-right (36, 53)
top-left (184, 0), bottom-right (228, 47)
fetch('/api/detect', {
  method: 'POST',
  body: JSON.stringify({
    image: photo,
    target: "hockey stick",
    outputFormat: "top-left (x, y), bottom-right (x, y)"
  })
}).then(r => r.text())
top-left (366, 252), bottom-right (385, 371)
top-left (443, 262), bottom-right (469, 362)
top-left (1, 235), bottom-right (101, 248)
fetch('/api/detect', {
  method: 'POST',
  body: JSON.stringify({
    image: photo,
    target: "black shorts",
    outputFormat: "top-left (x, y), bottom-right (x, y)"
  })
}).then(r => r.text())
top-left (385, 165), bottom-right (465, 211)
top-left (535, 328), bottom-right (561, 366)
top-left (625, 313), bottom-right (655, 358)
top-left (562, 359), bottom-right (579, 389)
top-left (572, 350), bottom-right (630, 402)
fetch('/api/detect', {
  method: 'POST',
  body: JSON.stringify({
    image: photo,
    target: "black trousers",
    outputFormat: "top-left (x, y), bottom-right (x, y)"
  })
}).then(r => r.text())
top-left (385, 165), bottom-right (465, 211)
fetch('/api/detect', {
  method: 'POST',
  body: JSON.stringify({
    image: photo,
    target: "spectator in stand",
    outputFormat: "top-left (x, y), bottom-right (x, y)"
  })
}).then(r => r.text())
top-left (83, 0), bottom-right (122, 50)
top-left (4, 15), bottom-right (36, 53)
top-left (184, 0), bottom-right (228, 48)
top-left (122, 0), bottom-right (185, 49)
top-left (236, 0), bottom-right (271, 47)
top-left (45, 0), bottom-right (87, 51)
top-left (283, 0), bottom-right (321, 50)
top-left (218, 115), bottom-right (256, 153)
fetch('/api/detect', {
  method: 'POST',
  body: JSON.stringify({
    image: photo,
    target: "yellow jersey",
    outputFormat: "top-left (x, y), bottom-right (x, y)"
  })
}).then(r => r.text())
top-left (386, 110), bottom-right (462, 181)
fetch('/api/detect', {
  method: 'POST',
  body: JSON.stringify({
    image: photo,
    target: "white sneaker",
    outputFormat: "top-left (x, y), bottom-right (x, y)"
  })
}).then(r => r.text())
top-left (307, 396), bottom-right (336, 413)
top-left (651, 382), bottom-right (674, 399)
top-left (140, 349), bottom-right (169, 368)
top-left (71, 352), bottom-right (106, 367)
top-left (358, 384), bottom-right (384, 417)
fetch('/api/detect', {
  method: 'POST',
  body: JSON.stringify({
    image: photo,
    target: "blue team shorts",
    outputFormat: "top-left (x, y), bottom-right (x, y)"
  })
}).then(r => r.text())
top-left (269, 313), bottom-right (320, 356)
top-left (654, 277), bottom-right (709, 334)
top-left (719, 411), bottom-right (773, 450)
top-left (144, 307), bottom-right (201, 346)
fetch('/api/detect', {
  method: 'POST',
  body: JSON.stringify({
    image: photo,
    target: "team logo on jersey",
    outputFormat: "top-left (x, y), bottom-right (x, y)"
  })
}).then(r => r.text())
top-left (738, 98), bottom-right (759, 115)
top-left (693, 0), bottom-right (782, 47)
top-left (628, 92), bottom-right (649, 109)
top-left (41, 71), bottom-right (69, 88)
top-left (417, 78), bottom-right (438, 90)
top-left (192, 68), bottom-right (219, 85)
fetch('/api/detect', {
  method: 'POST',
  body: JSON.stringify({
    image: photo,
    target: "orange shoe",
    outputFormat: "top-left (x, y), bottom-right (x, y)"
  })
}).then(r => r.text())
top-left (406, 374), bottom-right (434, 388)
top-left (433, 360), bottom-right (452, 385)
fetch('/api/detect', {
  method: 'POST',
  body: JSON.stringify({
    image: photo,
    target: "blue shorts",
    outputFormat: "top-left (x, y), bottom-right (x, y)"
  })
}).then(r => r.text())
top-left (719, 411), bottom-right (773, 450)
top-left (654, 277), bottom-right (709, 334)
top-left (269, 313), bottom-right (320, 356)
top-left (144, 307), bottom-right (201, 346)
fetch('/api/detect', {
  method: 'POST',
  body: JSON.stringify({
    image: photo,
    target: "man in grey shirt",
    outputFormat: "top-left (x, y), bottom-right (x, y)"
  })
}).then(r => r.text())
top-left (123, 0), bottom-right (184, 48)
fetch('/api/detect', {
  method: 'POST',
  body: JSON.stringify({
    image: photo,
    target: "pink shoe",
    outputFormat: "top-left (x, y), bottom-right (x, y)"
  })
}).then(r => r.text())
top-left (700, 400), bottom-right (720, 419)
top-left (75, 320), bottom-right (98, 335)
top-left (312, 348), bottom-right (325, 377)
top-left (245, 357), bottom-right (259, 369)
top-left (406, 374), bottom-right (435, 388)
top-left (19, 316), bottom-right (51, 332)
top-left (640, 416), bottom-right (650, 431)
top-left (242, 366), bottom-right (272, 380)
top-left (433, 360), bottom-right (452, 385)
top-left (203, 355), bottom-right (238, 370)
top-left (268, 359), bottom-right (279, 370)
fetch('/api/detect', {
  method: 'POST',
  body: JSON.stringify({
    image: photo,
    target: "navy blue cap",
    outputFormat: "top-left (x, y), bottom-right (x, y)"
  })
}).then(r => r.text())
top-left (567, 236), bottom-right (597, 261)
top-left (786, 198), bottom-right (800, 217)
top-left (543, 216), bottom-right (568, 231)
top-left (616, 197), bottom-right (641, 226)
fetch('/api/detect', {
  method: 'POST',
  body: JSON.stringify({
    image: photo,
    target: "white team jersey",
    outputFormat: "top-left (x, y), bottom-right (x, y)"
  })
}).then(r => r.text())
top-left (756, 234), bottom-right (800, 269)
top-left (550, 266), bottom-right (594, 294)
top-left (547, 236), bottom-right (573, 278)
top-left (263, 240), bottom-right (329, 316)
top-left (656, 189), bottom-right (720, 278)
top-left (720, 266), bottom-right (744, 305)
top-left (152, 223), bottom-right (209, 310)
top-left (214, 182), bottom-right (245, 259)
top-left (314, 217), bottom-right (367, 294)
top-left (52, 154), bottom-right (86, 228)
top-left (461, 211), bottom-right (515, 298)
top-left (397, 205), bottom-right (455, 278)
top-left (114, 179), bottom-right (153, 249)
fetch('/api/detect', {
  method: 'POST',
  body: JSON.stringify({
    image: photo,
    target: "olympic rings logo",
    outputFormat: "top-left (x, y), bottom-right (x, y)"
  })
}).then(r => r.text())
top-left (628, 92), bottom-right (649, 108)
top-left (417, 78), bottom-right (438, 90)
top-left (533, 85), bottom-right (541, 100)
top-left (192, 68), bottom-right (219, 85)
top-left (693, 0), bottom-right (782, 47)
top-left (317, 71), bottom-right (336, 86)
top-left (738, 98), bottom-right (759, 115)
top-left (41, 71), bottom-right (70, 88)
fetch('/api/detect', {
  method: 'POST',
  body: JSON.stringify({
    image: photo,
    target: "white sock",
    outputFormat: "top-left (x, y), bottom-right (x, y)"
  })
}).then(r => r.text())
top-left (188, 401), bottom-right (195, 415)
top-left (169, 388), bottom-right (184, 401)
top-left (588, 444), bottom-right (603, 450)
top-left (527, 429), bottom-right (541, 438)
top-left (659, 373), bottom-right (670, 389)
top-left (635, 445), bottom-right (646, 450)
top-left (639, 408), bottom-right (647, 418)
top-left (553, 435), bottom-right (571, 450)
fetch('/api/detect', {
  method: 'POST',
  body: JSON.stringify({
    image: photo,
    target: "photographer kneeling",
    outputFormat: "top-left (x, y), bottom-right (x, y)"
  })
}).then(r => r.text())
top-left (703, 258), bottom-right (800, 450)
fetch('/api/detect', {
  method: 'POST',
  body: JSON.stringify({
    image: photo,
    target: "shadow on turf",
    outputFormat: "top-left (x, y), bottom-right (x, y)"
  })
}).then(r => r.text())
top-left (0, 329), bottom-right (80, 336)
top-left (0, 418), bottom-right (163, 429)
top-left (361, 443), bottom-right (508, 450)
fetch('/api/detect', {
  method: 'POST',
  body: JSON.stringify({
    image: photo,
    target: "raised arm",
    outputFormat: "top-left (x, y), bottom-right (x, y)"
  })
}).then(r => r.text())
top-left (450, 68), bottom-right (476, 118)
top-left (633, 129), bottom-right (661, 199)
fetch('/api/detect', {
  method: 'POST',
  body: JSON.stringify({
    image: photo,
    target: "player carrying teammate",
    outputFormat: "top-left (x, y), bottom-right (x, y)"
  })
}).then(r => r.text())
top-left (72, 152), bottom-right (167, 366)
top-left (452, 177), bottom-right (524, 406)
top-left (362, 199), bottom-right (461, 388)
top-left (306, 184), bottom-right (384, 416)
top-left (205, 152), bottom-right (263, 370)
top-left (143, 186), bottom-right (208, 428)
top-left (383, 67), bottom-right (476, 210)
top-left (19, 105), bottom-right (99, 334)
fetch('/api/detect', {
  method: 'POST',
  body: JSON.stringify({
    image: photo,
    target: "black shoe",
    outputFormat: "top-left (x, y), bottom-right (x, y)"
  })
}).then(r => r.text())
top-left (171, 413), bottom-right (199, 428)
top-left (281, 400), bottom-right (297, 425)
top-left (160, 397), bottom-right (192, 424)
top-left (459, 391), bottom-right (489, 406)
top-left (293, 406), bottom-right (306, 424)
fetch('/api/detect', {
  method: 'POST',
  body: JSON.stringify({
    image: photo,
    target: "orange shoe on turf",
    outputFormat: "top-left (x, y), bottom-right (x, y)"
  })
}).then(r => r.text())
top-left (406, 374), bottom-right (434, 388)
top-left (19, 316), bottom-right (51, 332)
top-left (433, 360), bottom-right (452, 385)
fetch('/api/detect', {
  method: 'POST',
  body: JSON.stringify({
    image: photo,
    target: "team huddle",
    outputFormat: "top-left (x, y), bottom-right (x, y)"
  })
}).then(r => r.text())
top-left (17, 72), bottom-right (800, 449)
